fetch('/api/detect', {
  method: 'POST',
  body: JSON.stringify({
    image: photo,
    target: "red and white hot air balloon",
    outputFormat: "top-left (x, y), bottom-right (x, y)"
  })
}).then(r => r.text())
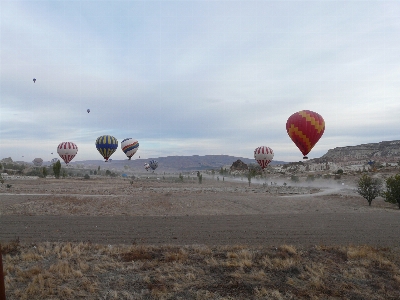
top-left (254, 146), bottom-right (274, 170)
top-left (57, 142), bottom-right (78, 164)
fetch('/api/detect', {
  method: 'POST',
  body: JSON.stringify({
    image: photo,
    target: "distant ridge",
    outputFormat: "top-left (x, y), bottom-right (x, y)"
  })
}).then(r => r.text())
top-left (69, 155), bottom-right (287, 172)
top-left (312, 140), bottom-right (400, 163)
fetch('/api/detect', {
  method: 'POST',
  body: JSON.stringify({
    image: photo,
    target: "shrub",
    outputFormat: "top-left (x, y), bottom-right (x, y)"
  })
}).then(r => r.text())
top-left (357, 174), bottom-right (382, 206)
top-left (290, 175), bottom-right (299, 183)
top-left (306, 175), bottom-right (315, 182)
top-left (381, 174), bottom-right (400, 209)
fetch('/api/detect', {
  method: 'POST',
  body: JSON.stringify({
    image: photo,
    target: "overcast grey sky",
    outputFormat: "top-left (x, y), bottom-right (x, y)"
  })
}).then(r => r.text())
top-left (1, 1), bottom-right (399, 163)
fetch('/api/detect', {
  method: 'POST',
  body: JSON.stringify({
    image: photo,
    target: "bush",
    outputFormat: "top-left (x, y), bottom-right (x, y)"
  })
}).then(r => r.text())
top-left (357, 174), bottom-right (382, 206)
top-left (306, 175), bottom-right (315, 182)
top-left (290, 175), bottom-right (299, 183)
top-left (84, 174), bottom-right (90, 180)
top-left (381, 174), bottom-right (400, 209)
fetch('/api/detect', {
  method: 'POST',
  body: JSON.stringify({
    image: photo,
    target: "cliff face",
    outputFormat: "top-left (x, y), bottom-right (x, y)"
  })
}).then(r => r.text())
top-left (316, 140), bottom-right (400, 163)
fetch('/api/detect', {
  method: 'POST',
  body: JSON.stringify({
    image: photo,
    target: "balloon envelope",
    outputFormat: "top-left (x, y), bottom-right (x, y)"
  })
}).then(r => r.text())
top-left (144, 163), bottom-right (150, 171)
top-left (57, 142), bottom-right (78, 164)
top-left (95, 135), bottom-right (118, 161)
top-left (32, 158), bottom-right (43, 166)
top-left (33, 78), bottom-right (36, 83)
top-left (254, 146), bottom-right (274, 169)
top-left (87, 109), bottom-right (90, 113)
top-left (149, 160), bottom-right (158, 170)
top-left (121, 138), bottom-right (139, 160)
top-left (286, 110), bottom-right (325, 159)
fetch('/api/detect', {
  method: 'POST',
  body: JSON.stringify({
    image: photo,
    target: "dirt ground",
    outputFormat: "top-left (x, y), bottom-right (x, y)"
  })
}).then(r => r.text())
top-left (1, 176), bottom-right (399, 246)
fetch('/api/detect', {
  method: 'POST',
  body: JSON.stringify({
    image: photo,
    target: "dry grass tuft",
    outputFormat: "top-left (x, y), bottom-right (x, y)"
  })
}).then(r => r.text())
top-left (2, 242), bottom-right (400, 299)
top-left (1, 238), bottom-right (21, 255)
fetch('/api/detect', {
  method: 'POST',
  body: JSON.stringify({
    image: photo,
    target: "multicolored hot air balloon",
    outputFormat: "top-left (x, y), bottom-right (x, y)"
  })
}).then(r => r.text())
top-left (121, 138), bottom-right (139, 160)
top-left (254, 146), bottom-right (274, 169)
top-left (286, 110), bottom-right (325, 159)
top-left (95, 135), bottom-right (118, 162)
top-left (144, 163), bottom-right (150, 171)
top-left (57, 142), bottom-right (78, 164)
top-left (149, 160), bottom-right (158, 171)
top-left (32, 158), bottom-right (43, 166)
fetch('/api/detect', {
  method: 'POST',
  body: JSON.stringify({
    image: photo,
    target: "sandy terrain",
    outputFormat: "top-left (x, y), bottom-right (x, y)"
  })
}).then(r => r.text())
top-left (1, 176), bottom-right (399, 246)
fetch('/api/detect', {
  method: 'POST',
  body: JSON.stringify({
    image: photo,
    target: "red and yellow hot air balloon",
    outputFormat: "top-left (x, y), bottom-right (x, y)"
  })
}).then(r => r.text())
top-left (286, 110), bottom-right (325, 159)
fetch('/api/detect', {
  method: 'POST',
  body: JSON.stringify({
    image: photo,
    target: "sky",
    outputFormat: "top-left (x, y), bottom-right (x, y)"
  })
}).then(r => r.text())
top-left (1, 1), bottom-right (399, 163)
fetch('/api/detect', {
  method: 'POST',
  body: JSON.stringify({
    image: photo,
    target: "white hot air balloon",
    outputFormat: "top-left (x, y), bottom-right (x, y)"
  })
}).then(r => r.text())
top-left (121, 138), bottom-right (139, 160)
top-left (57, 142), bottom-right (78, 164)
top-left (254, 146), bottom-right (274, 170)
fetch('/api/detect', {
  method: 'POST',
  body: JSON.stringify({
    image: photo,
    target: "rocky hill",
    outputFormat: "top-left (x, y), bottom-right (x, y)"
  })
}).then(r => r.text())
top-left (69, 155), bottom-right (287, 173)
top-left (314, 140), bottom-right (400, 164)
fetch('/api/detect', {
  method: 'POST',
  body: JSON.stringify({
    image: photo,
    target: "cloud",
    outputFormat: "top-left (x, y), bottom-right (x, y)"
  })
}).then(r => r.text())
top-left (1, 1), bottom-right (399, 162)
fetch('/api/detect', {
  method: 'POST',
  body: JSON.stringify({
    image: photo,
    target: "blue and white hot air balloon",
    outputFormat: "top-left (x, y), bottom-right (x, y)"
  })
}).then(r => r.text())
top-left (149, 160), bottom-right (158, 171)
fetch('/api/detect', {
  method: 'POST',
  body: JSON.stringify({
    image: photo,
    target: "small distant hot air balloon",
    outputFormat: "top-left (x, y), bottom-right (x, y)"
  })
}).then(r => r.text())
top-left (144, 163), bottom-right (150, 171)
top-left (57, 142), bottom-right (78, 164)
top-left (286, 110), bottom-right (325, 159)
top-left (95, 135), bottom-right (118, 162)
top-left (32, 158), bottom-right (43, 166)
top-left (87, 109), bottom-right (90, 113)
top-left (33, 78), bottom-right (36, 83)
top-left (51, 158), bottom-right (59, 164)
top-left (149, 160), bottom-right (158, 171)
top-left (254, 146), bottom-right (274, 170)
top-left (121, 138), bottom-right (139, 160)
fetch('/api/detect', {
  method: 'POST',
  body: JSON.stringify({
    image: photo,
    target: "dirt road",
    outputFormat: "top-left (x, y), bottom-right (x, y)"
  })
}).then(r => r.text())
top-left (1, 178), bottom-right (400, 246)
top-left (1, 212), bottom-right (400, 246)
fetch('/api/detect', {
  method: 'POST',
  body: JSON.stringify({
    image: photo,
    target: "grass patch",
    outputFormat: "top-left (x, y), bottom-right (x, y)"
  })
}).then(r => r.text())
top-left (1, 240), bottom-right (400, 299)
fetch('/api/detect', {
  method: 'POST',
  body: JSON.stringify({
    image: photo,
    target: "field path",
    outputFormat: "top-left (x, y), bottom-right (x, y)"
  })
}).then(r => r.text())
top-left (1, 212), bottom-right (400, 246)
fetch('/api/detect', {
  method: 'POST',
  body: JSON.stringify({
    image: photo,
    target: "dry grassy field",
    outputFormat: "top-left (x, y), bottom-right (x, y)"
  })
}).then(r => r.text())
top-left (1, 175), bottom-right (400, 299)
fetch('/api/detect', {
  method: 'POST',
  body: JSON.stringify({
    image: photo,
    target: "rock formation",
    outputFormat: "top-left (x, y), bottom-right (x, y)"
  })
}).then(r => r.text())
top-left (230, 160), bottom-right (248, 172)
top-left (314, 140), bottom-right (400, 164)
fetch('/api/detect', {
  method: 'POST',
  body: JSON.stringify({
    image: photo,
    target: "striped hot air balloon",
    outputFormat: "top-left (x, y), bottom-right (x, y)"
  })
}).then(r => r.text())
top-left (286, 110), bottom-right (325, 159)
top-left (95, 135), bottom-right (118, 162)
top-left (149, 160), bottom-right (158, 170)
top-left (57, 142), bottom-right (78, 164)
top-left (254, 146), bottom-right (274, 169)
top-left (121, 138), bottom-right (139, 160)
